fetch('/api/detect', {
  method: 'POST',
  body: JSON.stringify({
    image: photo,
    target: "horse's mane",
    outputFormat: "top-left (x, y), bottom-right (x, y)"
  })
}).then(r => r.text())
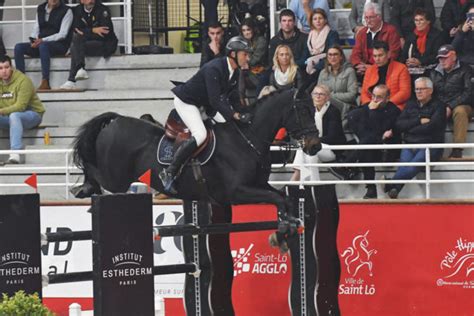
top-left (245, 89), bottom-right (290, 114)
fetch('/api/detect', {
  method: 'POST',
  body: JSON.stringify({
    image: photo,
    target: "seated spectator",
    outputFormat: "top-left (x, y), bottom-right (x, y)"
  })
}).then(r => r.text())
top-left (330, 84), bottom-right (401, 199)
top-left (430, 44), bottom-right (473, 158)
top-left (291, 84), bottom-right (345, 182)
top-left (269, 9), bottom-right (309, 70)
top-left (317, 45), bottom-right (358, 128)
top-left (269, 45), bottom-right (304, 90)
top-left (60, 0), bottom-right (118, 90)
top-left (390, 0), bottom-right (435, 45)
top-left (349, 0), bottom-right (391, 35)
top-left (241, 18), bottom-right (267, 72)
top-left (305, 8), bottom-right (339, 76)
top-left (361, 41), bottom-right (411, 110)
top-left (14, 0), bottom-right (73, 90)
top-left (452, 4), bottom-right (474, 65)
top-left (200, 21), bottom-right (225, 67)
top-left (400, 8), bottom-right (444, 75)
top-left (0, 55), bottom-right (45, 164)
top-left (350, 2), bottom-right (400, 79)
top-left (384, 77), bottom-right (446, 199)
top-left (440, 0), bottom-right (474, 42)
top-left (288, 0), bottom-right (331, 33)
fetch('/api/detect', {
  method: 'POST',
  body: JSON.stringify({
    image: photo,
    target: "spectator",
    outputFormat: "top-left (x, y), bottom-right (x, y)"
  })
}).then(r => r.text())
top-left (269, 44), bottom-right (304, 90)
top-left (305, 8), bottom-right (339, 76)
top-left (14, 0), bottom-right (72, 90)
top-left (288, 0), bottom-right (331, 33)
top-left (349, 0), bottom-right (391, 34)
top-left (400, 8), bottom-right (444, 73)
top-left (269, 9), bottom-right (309, 70)
top-left (291, 84), bottom-right (345, 181)
top-left (0, 55), bottom-right (45, 164)
top-left (201, 0), bottom-right (219, 31)
top-left (452, 3), bottom-right (474, 65)
top-left (0, 0), bottom-right (6, 55)
top-left (200, 21), bottom-right (225, 67)
top-left (350, 2), bottom-right (400, 79)
top-left (59, 0), bottom-right (118, 90)
top-left (430, 44), bottom-right (472, 158)
top-left (384, 77), bottom-right (446, 199)
top-left (317, 45), bottom-right (358, 128)
top-left (440, 0), bottom-right (474, 41)
top-left (361, 41), bottom-right (411, 110)
top-left (331, 84), bottom-right (401, 199)
top-left (390, 0), bottom-right (435, 44)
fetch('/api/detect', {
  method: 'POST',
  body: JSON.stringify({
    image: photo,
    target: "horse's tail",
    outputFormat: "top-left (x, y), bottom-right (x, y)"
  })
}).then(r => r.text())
top-left (73, 112), bottom-right (122, 170)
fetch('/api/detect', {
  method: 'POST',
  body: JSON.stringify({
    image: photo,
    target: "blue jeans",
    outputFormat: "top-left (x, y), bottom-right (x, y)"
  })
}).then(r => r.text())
top-left (0, 111), bottom-right (42, 150)
top-left (14, 41), bottom-right (68, 80)
top-left (391, 148), bottom-right (443, 191)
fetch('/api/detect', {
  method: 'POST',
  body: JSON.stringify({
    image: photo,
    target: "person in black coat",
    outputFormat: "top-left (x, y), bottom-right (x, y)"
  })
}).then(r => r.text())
top-left (159, 37), bottom-right (254, 194)
top-left (291, 84), bottom-right (345, 182)
top-left (440, 0), bottom-right (474, 41)
top-left (400, 8), bottom-right (445, 69)
top-left (330, 84), bottom-right (401, 199)
top-left (452, 3), bottom-right (474, 65)
top-left (59, 0), bottom-right (118, 89)
top-left (384, 77), bottom-right (446, 198)
top-left (200, 21), bottom-right (226, 67)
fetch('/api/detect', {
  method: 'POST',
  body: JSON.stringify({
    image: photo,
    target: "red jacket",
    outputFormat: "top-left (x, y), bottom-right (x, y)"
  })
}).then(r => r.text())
top-left (360, 61), bottom-right (411, 110)
top-left (350, 23), bottom-right (401, 66)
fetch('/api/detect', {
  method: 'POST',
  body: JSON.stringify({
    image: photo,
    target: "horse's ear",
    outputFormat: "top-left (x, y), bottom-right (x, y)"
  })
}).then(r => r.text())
top-left (171, 80), bottom-right (185, 86)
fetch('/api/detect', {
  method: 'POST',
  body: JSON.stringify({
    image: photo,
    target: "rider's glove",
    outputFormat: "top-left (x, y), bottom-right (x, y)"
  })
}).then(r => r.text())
top-left (239, 113), bottom-right (253, 124)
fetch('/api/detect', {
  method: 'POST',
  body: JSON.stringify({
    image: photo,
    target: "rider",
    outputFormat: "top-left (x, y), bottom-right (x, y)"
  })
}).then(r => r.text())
top-left (159, 36), bottom-right (254, 194)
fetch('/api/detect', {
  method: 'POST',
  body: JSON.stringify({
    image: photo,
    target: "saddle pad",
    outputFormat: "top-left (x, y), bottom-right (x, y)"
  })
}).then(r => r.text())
top-left (157, 130), bottom-right (216, 166)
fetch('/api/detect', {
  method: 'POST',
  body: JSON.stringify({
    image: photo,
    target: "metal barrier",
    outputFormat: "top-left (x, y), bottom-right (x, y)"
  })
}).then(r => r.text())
top-left (0, 143), bottom-right (473, 200)
top-left (0, 0), bottom-right (133, 53)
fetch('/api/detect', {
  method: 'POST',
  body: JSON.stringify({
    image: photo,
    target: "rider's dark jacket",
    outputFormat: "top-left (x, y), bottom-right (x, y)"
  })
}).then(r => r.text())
top-left (172, 57), bottom-right (239, 121)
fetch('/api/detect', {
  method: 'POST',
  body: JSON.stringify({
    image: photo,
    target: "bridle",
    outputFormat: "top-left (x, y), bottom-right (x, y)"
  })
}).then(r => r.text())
top-left (282, 94), bottom-right (318, 148)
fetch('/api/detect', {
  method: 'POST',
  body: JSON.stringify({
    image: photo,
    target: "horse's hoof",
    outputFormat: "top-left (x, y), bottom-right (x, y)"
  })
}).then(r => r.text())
top-left (268, 232), bottom-right (279, 248)
top-left (70, 183), bottom-right (95, 198)
top-left (279, 240), bottom-right (289, 254)
top-left (268, 232), bottom-right (289, 254)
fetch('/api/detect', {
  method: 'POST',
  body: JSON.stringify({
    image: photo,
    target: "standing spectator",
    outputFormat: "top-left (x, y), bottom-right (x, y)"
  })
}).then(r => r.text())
top-left (269, 45), bottom-right (304, 90)
top-left (59, 0), bottom-right (118, 90)
top-left (350, 2), bottom-right (400, 79)
top-left (269, 9), bottom-right (309, 70)
top-left (201, 0), bottom-right (219, 31)
top-left (305, 8), bottom-right (339, 76)
top-left (317, 45), bottom-right (358, 128)
top-left (0, 55), bottom-right (45, 164)
top-left (200, 21), bottom-right (225, 67)
top-left (288, 0), bottom-right (331, 33)
top-left (330, 84), bottom-right (401, 199)
top-left (430, 45), bottom-right (472, 158)
top-left (14, 0), bottom-right (72, 90)
top-left (291, 84), bottom-right (345, 182)
top-left (349, 0), bottom-right (391, 34)
top-left (452, 3), bottom-right (474, 65)
top-left (440, 0), bottom-right (474, 42)
top-left (390, 0), bottom-right (435, 45)
top-left (361, 41), bottom-right (411, 110)
top-left (0, 0), bottom-right (6, 55)
top-left (400, 8), bottom-right (444, 72)
top-left (384, 77), bottom-right (446, 199)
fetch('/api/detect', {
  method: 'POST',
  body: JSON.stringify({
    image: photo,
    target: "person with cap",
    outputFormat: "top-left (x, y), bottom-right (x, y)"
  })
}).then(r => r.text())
top-left (159, 36), bottom-right (253, 194)
top-left (430, 44), bottom-right (472, 158)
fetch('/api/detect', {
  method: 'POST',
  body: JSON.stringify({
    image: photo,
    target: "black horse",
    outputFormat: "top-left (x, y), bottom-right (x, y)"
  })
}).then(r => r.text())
top-left (72, 89), bottom-right (320, 230)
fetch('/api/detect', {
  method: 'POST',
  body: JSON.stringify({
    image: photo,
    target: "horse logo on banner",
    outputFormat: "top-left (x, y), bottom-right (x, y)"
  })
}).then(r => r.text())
top-left (341, 230), bottom-right (377, 277)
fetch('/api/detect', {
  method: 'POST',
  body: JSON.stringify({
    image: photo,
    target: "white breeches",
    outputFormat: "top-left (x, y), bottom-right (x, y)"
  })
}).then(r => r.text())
top-left (174, 96), bottom-right (207, 146)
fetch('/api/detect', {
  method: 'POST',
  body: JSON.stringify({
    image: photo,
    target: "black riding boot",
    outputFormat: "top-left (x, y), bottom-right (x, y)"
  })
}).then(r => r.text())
top-left (159, 137), bottom-right (197, 195)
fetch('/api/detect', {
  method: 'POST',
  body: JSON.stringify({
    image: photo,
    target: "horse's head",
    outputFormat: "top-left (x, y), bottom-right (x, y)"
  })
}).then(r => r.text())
top-left (283, 93), bottom-right (321, 156)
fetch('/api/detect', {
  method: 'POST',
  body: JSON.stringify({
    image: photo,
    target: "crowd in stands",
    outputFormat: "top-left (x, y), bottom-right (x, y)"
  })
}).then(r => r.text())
top-left (0, 0), bottom-right (473, 199)
top-left (199, 0), bottom-right (473, 199)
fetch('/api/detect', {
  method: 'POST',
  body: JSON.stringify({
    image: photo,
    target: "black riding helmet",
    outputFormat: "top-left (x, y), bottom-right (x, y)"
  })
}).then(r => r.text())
top-left (225, 36), bottom-right (252, 68)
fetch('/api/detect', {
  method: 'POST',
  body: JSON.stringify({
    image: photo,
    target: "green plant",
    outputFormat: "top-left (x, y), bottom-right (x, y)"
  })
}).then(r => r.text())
top-left (0, 291), bottom-right (55, 316)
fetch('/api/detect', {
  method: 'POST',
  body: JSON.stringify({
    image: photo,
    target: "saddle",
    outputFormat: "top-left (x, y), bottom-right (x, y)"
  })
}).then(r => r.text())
top-left (157, 110), bottom-right (216, 166)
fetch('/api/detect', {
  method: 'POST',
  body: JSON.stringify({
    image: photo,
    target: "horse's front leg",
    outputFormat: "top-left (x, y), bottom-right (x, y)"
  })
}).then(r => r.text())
top-left (230, 185), bottom-right (300, 253)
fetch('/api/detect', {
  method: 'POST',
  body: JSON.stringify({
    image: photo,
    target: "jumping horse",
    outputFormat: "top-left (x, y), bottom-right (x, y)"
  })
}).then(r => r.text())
top-left (72, 88), bottom-right (321, 247)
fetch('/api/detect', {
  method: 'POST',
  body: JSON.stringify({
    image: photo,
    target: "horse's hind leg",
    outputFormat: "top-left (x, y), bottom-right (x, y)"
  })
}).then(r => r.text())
top-left (71, 163), bottom-right (102, 198)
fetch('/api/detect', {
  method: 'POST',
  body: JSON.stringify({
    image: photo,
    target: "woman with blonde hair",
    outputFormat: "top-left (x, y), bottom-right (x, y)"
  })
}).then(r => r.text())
top-left (269, 44), bottom-right (303, 91)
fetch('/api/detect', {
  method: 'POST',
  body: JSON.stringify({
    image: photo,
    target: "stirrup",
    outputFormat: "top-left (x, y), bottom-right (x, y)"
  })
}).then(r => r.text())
top-left (159, 170), bottom-right (177, 195)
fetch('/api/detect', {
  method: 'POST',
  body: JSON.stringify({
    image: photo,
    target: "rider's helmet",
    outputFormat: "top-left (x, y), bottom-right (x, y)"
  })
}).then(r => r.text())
top-left (225, 36), bottom-right (252, 55)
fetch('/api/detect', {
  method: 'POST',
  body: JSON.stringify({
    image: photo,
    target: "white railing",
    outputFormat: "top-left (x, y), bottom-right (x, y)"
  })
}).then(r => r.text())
top-left (0, 0), bottom-right (133, 54)
top-left (0, 143), bottom-right (473, 200)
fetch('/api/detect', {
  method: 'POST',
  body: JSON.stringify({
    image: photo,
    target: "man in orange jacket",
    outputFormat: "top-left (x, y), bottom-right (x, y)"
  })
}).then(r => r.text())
top-left (360, 41), bottom-right (411, 110)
